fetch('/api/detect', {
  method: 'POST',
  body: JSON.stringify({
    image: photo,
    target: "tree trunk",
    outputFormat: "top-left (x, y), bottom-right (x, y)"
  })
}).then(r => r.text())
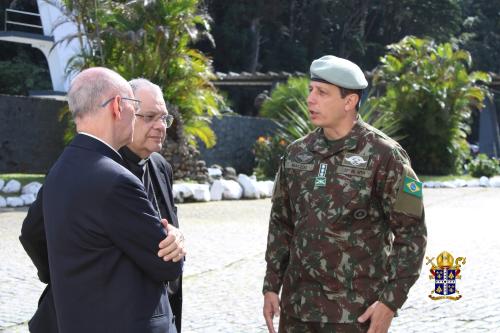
top-left (306, 0), bottom-right (325, 61)
top-left (289, 0), bottom-right (296, 41)
top-left (248, 17), bottom-right (261, 73)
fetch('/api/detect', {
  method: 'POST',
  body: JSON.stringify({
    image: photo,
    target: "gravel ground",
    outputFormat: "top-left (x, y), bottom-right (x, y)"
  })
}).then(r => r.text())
top-left (1, 188), bottom-right (499, 332)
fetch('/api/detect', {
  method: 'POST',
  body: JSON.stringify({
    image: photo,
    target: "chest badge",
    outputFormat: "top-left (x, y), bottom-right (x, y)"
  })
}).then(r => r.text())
top-left (342, 153), bottom-right (370, 169)
top-left (295, 151), bottom-right (314, 164)
top-left (314, 163), bottom-right (328, 187)
top-left (346, 156), bottom-right (366, 166)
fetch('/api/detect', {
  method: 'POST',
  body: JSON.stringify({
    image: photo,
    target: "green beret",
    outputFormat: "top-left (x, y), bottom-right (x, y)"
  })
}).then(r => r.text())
top-left (310, 55), bottom-right (368, 89)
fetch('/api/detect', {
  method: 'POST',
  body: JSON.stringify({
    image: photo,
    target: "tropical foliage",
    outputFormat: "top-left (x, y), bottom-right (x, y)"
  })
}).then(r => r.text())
top-left (204, 0), bottom-right (465, 72)
top-left (460, 0), bottom-right (500, 74)
top-left (52, 0), bottom-right (224, 147)
top-left (260, 77), bottom-right (308, 119)
top-left (253, 136), bottom-right (287, 180)
top-left (467, 154), bottom-right (500, 178)
top-left (367, 36), bottom-right (491, 174)
top-left (2, 0), bottom-right (500, 96)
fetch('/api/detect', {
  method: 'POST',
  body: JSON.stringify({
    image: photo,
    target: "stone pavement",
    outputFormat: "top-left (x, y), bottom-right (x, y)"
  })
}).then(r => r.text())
top-left (1, 188), bottom-right (499, 332)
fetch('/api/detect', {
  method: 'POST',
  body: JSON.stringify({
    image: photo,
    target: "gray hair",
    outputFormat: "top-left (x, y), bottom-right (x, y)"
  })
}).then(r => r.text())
top-left (129, 78), bottom-right (163, 96)
top-left (67, 67), bottom-right (130, 118)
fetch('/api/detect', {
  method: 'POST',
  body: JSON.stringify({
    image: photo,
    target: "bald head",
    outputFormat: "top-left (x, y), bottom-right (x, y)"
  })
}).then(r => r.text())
top-left (68, 67), bottom-right (130, 119)
top-left (67, 67), bottom-right (137, 150)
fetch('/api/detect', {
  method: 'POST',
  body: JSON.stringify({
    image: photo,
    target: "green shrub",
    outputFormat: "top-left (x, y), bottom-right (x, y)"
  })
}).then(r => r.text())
top-left (0, 54), bottom-right (51, 95)
top-left (260, 77), bottom-right (309, 119)
top-left (53, 0), bottom-right (224, 148)
top-left (368, 36), bottom-right (491, 175)
top-left (253, 136), bottom-right (287, 180)
top-left (0, 174), bottom-right (45, 186)
top-left (467, 154), bottom-right (500, 178)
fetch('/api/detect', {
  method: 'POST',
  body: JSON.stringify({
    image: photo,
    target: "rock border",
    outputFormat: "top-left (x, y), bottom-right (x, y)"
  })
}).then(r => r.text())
top-left (2, 175), bottom-right (500, 208)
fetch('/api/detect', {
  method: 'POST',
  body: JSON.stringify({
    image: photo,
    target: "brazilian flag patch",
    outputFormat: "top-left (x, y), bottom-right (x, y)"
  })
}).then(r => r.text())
top-left (403, 176), bottom-right (423, 198)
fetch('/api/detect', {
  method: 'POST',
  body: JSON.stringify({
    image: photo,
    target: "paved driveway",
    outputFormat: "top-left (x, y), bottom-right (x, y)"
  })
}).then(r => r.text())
top-left (1, 188), bottom-right (499, 332)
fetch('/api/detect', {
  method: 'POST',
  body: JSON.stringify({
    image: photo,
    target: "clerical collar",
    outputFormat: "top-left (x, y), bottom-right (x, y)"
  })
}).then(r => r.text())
top-left (120, 146), bottom-right (149, 166)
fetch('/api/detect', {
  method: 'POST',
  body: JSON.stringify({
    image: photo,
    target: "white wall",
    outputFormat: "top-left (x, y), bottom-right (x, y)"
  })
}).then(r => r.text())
top-left (36, 0), bottom-right (83, 91)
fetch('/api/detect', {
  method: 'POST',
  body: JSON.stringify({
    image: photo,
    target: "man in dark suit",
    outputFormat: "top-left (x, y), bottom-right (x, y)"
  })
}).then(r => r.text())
top-left (121, 78), bottom-right (184, 332)
top-left (20, 77), bottom-right (187, 333)
top-left (20, 67), bottom-right (182, 333)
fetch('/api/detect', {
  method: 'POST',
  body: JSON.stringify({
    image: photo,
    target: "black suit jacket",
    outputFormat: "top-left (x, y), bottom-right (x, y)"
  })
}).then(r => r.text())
top-left (20, 150), bottom-right (185, 333)
top-left (22, 134), bottom-right (182, 333)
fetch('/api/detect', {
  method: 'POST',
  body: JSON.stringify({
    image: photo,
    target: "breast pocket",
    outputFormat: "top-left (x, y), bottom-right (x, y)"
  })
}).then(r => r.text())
top-left (285, 167), bottom-right (316, 226)
top-left (323, 170), bottom-right (373, 227)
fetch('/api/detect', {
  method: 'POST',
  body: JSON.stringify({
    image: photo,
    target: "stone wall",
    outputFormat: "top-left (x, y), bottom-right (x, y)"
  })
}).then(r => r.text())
top-left (198, 115), bottom-right (278, 174)
top-left (0, 95), bottom-right (68, 173)
top-left (0, 96), bottom-right (277, 176)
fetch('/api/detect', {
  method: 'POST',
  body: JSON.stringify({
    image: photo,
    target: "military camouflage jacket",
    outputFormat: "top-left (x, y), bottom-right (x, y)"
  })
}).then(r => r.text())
top-left (263, 118), bottom-right (427, 323)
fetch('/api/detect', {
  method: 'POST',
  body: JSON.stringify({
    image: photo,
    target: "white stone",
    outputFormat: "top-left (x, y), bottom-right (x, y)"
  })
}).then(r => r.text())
top-left (479, 176), bottom-right (490, 187)
top-left (6, 196), bottom-right (24, 207)
top-left (210, 180), bottom-right (224, 201)
top-left (193, 184), bottom-right (211, 202)
top-left (0, 179), bottom-right (4, 191)
top-left (256, 180), bottom-right (274, 198)
top-left (172, 185), bottom-right (181, 201)
top-left (424, 181), bottom-right (443, 188)
top-left (2, 180), bottom-right (21, 194)
top-left (441, 181), bottom-right (457, 189)
top-left (207, 168), bottom-right (223, 178)
top-left (173, 184), bottom-right (194, 201)
top-left (20, 194), bottom-right (36, 206)
top-left (222, 180), bottom-right (243, 200)
top-left (173, 183), bottom-right (211, 202)
top-left (452, 179), bottom-right (467, 188)
top-left (423, 181), bottom-right (435, 188)
top-left (490, 176), bottom-right (500, 188)
top-left (237, 174), bottom-right (260, 199)
top-left (465, 179), bottom-right (480, 187)
top-left (22, 181), bottom-right (43, 195)
top-left (0, 196), bottom-right (6, 208)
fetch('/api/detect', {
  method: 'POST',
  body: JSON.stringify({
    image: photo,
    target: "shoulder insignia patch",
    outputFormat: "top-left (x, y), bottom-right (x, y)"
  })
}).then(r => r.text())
top-left (393, 165), bottom-right (423, 217)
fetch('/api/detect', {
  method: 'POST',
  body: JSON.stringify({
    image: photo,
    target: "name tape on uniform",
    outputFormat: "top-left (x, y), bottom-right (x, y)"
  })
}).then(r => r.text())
top-left (285, 160), bottom-right (315, 171)
top-left (336, 166), bottom-right (372, 178)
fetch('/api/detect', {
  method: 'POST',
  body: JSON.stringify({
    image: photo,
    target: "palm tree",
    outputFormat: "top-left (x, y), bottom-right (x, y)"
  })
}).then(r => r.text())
top-left (50, 0), bottom-right (223, 148)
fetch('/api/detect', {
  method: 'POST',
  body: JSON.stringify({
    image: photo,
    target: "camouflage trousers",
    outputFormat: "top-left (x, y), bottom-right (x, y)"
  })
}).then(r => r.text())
top-left (278, 312), bottom-right (369, 333)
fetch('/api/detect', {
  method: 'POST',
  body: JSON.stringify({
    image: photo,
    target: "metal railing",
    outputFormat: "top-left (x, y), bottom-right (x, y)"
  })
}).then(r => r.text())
top-left (4, 8), bottom-right (43, 33)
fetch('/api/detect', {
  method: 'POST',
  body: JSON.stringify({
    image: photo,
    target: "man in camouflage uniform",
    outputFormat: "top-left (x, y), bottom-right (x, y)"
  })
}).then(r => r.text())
top-left (262, 55), bottom-right (427, 333)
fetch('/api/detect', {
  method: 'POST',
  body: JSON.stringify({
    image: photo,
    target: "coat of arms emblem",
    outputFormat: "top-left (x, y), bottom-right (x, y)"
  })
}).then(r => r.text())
top-left (426, 251), bottom-right (466, 300)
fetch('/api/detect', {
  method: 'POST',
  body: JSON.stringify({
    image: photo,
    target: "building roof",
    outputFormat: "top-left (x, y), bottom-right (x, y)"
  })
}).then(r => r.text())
top-left (214, 71), bottom-right (306, 86)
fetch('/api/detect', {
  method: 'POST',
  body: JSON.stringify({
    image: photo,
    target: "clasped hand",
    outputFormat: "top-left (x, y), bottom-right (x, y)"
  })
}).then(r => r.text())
top-left (157, 219), bottom-right (186, 262)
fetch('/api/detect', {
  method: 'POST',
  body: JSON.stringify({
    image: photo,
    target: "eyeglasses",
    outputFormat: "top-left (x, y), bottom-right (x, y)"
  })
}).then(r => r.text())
top-left (135, 113), bottom-right (174, 128)
top-left (101, 96), bottom-right (141, 112)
